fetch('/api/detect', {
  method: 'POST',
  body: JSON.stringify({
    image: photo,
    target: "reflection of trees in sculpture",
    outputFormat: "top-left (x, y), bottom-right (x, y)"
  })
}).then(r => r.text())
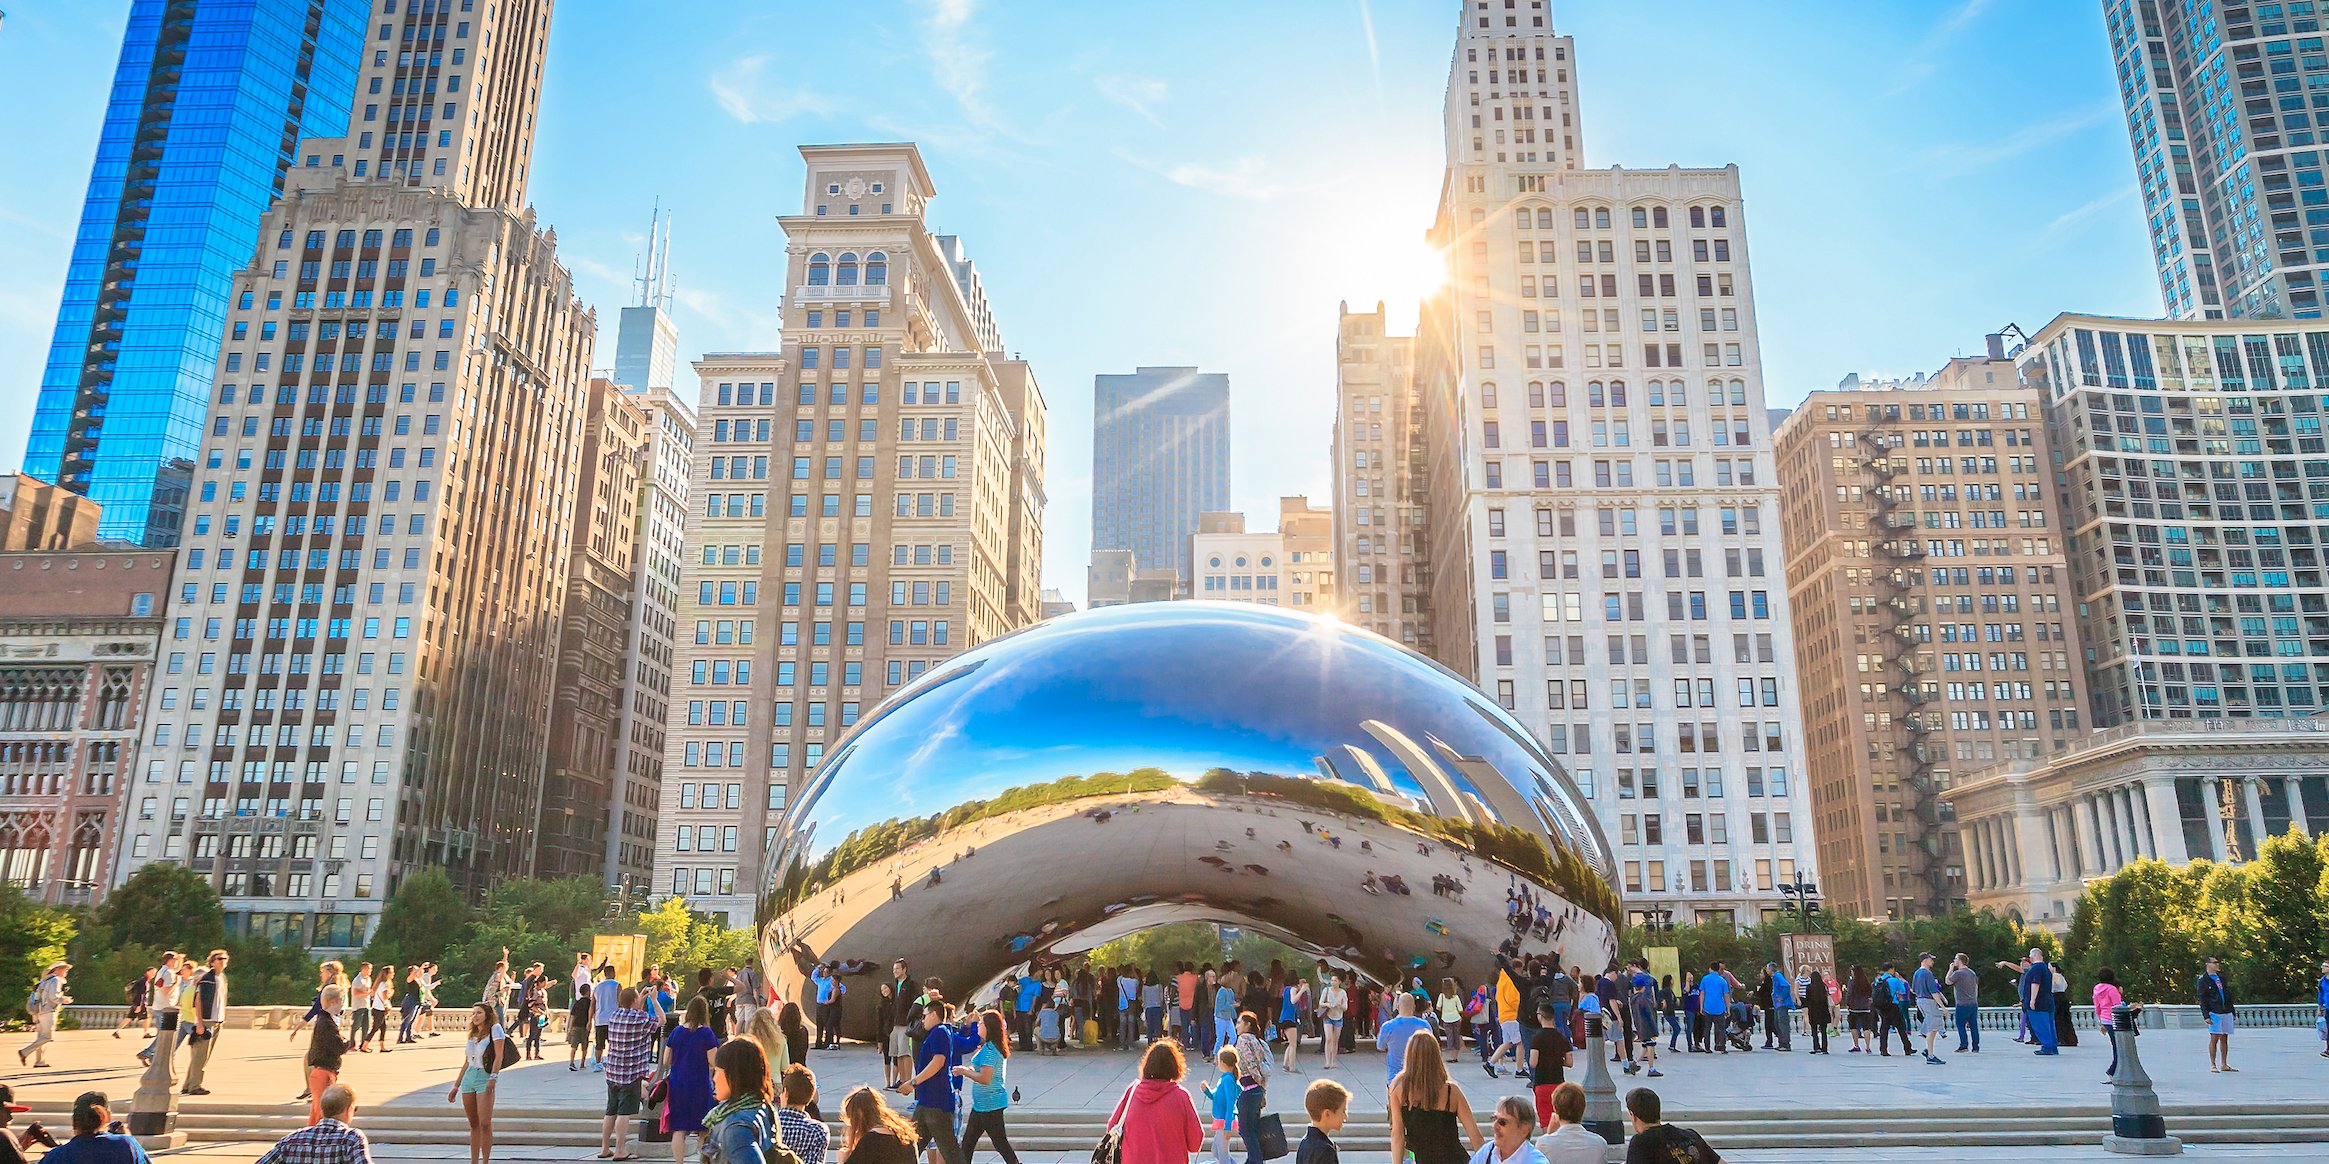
top-left (772, 763), bottom-right (1617, 926)
top-left (1191, 769), bottom-right (1619, 923)
top-left (777, 768), bottom-right (1179, 904)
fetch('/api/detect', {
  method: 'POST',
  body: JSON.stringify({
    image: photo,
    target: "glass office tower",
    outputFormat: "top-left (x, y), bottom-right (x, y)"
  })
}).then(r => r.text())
top-left (23, 0), bottom-right (364, 545)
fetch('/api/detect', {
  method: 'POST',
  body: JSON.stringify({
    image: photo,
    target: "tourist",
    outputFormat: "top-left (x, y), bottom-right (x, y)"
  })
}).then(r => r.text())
top-left (1435, 977), bottom-right (1466, 1057)
top-left (1317, 972), bottom-right (1348, 1071)
top-left (2051, 963), bottom-right (2079, 1049)
top-left (2317, 960), bottom-right (2329, 1059)
top-left (1998, 955), bottom-right (2034, 1043)
top-left (483, 956), bottom-right (513, 1030)
top-left (42, 1092), bottom-right (149, 1164)
top-left (1378, 991), bottom-right (1435, 1086)
top-left (777, 1065), bottom-right (828, 1164)
top-left (840, 1087), bottom-right (919, 1164)
top-left (889, 961), bottom-right (920, 1086)
top-left (2022, 948), bottom-right (2060, 1056)
top-left (362, 964), bottom-right (393, 1055)
top-left (2197, 955), bottom-right (2237, 1072)
top-left (778, 1002), bottom-right (812, 1069)
top-left (183, 949), bottom-right (230, 1096)
top-left (1297, 1078), bottom-right (1348, 1164)
top-left (1230, 1011), bottom-right (1273, 1164)
top-left (17, 961), bottom-right (69, 1069)
top-left (809, 965), bottom-right (839, 1050)
top-left (1947, 954), bottom-right (1981, 1054)
top-left (664, 997), bottom-right (723, 1163)
top-left (1108, 1041), bottom-right (1205, 1164)
top-left (447, 1004), bottom-right (504, 1164)
top-left (1143, 971), bottom-right (1168, 1045)
top-left (734, 961), bottom-right (765, 1034)
top-left (1842, 965), bottom-right (1872, 1054)
top-left (343, 964), bottom-right (372, 1054)
top-left (1762, 962), bottom-right (1794, 1051)
top-left (1281, 975), bottom-right (1312, 1072)
top-left (698, 1039), bottom-right (775, 1164)
top-left (287, 961), bottom-right (348, 1102)
top-left (1486, 955), bottom-right (1525, 1077)
top-left (601, 987), bottom-right (657, 1161)
top-left (568, 956), bottom-right (595, 1068)
top-left (1388, 1030), bottom-right (1482, 1164)
top-left (1526, 1004), bottom-right (1572, 1127)
top-left (1657, 975), bottom-right (1681, 1052)
top-left (1469, 1095), bottom-right (1545, 1164)
top-left (1536, 1082), bottom-right (1607, 1164)
top-left (257, 1084), bottom-right (370, 1164)
top-left (1625, 961), bottom-right (1661, 1077)
top-left (896, 998), bottom-right (965, 1164)
top-left (953, 1010), bottom-right (1021, 1164)
top-left (2093, 967), bottom-right (2138, 1083)
top-left (1802, 970), bottom-right (1831, 1055)
top-left (520, 968), bottom-right (549, 1061)
top-left (1910, 954), bottom-right (1947, 1066)
top-left (115, 968), bottom-right (150, 1042)
top-left (1620, 1087), bottom-right (1717, 1163)
top-left (300, 986), bottom-right (351, 1126)
top-left (592, 965), bottom-right (625, 1069)
top-left (1203, 1048), bottom-right (1241, 1164)
top-left (136, 952), bottom-right (181, 1068)
top-left (1697, 963), bottom-right (1732, 1054)
top-left (398, 966), bottom-right (425, 1046)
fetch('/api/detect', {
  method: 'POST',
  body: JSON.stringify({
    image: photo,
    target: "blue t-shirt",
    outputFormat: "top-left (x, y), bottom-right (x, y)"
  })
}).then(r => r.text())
top-left (1629, 972), bottom-right (1655, 1015)
top-left (914, 1026), bottom-right (957, 1111)
top-left (1279, 987), bottom-right (1302, 1024)
top-left (813, 972), bottom-right (837, 1004)
top-left (43, 1135), bottom-right (151, 1164)
top-left (967, 1042), bottom-right (1008, 1111)
top-left (592, 977), bottom-right (620, 1019)
top-left (1699, 972), bottom-right (1729, 1014)
top-left (1910, 968), bottom-right (1943, 1003)
top-left (2021, 963), bottom-right (2055, 1010)
top-left (1016, 979), bottom-right (1043, 1013)
top-left (1378, 1014), bottom-right (1433, 1082)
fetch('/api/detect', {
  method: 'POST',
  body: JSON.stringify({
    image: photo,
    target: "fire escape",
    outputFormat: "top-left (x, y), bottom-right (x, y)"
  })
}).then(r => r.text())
top-left (1859, 424), bottom-right (1949, 916)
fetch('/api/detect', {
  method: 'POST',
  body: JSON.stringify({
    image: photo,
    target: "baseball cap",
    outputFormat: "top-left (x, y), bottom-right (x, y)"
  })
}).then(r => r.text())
top-left (0, 1083), bottom-right (26, 1114)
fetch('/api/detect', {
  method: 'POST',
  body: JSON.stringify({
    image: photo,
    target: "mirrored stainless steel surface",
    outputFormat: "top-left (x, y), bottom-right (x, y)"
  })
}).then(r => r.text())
top-left (757, 602), bottom-right (1619, 1036)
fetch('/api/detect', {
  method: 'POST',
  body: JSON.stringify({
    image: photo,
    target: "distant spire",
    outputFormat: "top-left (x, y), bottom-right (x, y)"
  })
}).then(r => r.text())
top-left (634, 201), bottom-right (673, 310)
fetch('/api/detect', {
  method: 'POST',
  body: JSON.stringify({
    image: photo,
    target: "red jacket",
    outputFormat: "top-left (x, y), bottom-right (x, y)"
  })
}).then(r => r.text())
top-left (1111, 1079), bottom-right (1205, 1164)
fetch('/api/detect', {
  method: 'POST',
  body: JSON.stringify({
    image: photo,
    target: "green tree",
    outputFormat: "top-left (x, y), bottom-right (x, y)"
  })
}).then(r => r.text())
top-left (363, 867), bottom-right (471, 971)
top-left (97, 864), bottom-right (226, 952)
top-left (0, 883), bottom-right (75, 1021)
top-left (2245, 826), bottom-right (2327, 1002)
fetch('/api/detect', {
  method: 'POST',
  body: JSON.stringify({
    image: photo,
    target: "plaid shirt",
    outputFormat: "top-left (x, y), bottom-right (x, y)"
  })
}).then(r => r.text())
top-left (255, 1119), bottom-right (371, 1164)
top-left (776, 1107), bottom-right (830, 1164)
top-left (602, 1006), bottom-right (657, 1085)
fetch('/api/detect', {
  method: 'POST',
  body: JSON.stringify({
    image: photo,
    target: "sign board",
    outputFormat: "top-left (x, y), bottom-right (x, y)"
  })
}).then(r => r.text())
top-left (592, 933), bottom-right (647, 985)
top-left (1643, 946), bottom-right (1680, 988)
top-left (1779, 932), bottom-right (1835, 989)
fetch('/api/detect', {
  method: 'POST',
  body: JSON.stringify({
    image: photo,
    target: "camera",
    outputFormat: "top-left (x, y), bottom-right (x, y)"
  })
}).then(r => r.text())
top-left (21, 1123), bottom-right (58, 1149)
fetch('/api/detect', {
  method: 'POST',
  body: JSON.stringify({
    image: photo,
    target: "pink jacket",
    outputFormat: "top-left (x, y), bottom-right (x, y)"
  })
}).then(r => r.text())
top-left (2093, 982), bottom-right (2124, 1026)
top-left (1111, 1078), bottom-right (1205, 1164)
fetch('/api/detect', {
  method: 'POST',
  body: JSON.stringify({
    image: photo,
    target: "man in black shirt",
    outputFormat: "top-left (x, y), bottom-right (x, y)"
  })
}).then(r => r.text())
top-left (1528, 1004), bottom-right (1574, 1129)
top-left (1623, 1086), bottom-right (1720, 1163)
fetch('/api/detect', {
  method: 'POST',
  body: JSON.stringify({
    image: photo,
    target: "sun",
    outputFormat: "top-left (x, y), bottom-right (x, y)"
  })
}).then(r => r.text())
top-left (1390, 235), bottom-right (1448, 300)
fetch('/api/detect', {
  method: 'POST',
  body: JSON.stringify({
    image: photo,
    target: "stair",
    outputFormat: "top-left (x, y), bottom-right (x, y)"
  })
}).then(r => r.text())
top-left (30, 1101), bottom-right (2329, 1153)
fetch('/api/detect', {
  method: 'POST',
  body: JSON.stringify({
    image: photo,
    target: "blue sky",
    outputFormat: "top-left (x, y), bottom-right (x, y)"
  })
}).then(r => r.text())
top-left (0, 1), bottom-right (2158, 604)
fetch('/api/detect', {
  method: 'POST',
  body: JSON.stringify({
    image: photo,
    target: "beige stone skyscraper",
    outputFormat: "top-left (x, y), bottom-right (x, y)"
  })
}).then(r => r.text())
top-left (1775, 350), bottom-right (2090, 919)
top-left (1333, 303), bottom-right (1427, 646)
top-left (116, 0), bottom-right (599, 944)
top-left (656, 144), bottom-right (1046, 923)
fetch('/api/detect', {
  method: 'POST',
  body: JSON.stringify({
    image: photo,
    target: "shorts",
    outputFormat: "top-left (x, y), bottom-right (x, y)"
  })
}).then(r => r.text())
top-left (459, 1066), bottom-right (493, 1094)
top-left (1499, 1019), bottom-right (1522, 1044)
top-left (1532, 1083), bottom-right (1559, 1128)
top-left (890, 1026), bottom-right (914, 1058)
top-left (605, 1080), bottom-right (642, 1116)
top-left (2207, 1012), bottom-right (2237, 1036)
top-left (1917, 999), bottom-right (1945, 1030)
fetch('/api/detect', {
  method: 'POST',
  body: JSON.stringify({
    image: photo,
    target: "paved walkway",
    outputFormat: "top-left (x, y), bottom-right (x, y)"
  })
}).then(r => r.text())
top-left (115, 1143), bottom-right (2329, 1163)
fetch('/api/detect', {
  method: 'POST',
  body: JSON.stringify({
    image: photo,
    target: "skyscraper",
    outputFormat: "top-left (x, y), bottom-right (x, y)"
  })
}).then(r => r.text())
top-left (23, 0), bottom-right (367, 546)
top-left (615, 207), bottom-right (679, 393)
top-left (2108, 0), bottom-right (2328, 319)
top-left (116, 0), bottom-right (599, 944)
top-left (608, 383), bottom-right (693, 890)
top-left (1775, 352), bottom-right (2092, 919)
top-left (1363, 2), bottom-right (1816, 924)
top-left (1090, 367), bottom-right (1229, 594)
top-left (1333, 302), bottom-right (1428, 647)
top-left (657, 144), bottom-right (1048, 923)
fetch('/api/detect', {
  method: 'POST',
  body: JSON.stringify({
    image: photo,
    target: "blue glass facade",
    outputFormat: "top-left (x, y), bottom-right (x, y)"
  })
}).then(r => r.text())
top-left (23, 0), bottom-right (364, 545)
top-left (1090, 367), bottom-right (1231, 590)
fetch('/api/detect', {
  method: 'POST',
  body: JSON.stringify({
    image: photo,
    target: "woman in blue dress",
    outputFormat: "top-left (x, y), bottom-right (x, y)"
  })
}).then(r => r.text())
top-left (662, 995), bottom-right (723, 1163)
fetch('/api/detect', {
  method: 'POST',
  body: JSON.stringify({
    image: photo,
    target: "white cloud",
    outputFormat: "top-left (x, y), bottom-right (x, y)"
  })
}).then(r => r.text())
top-left (914, 0), bottom-right (996, 129)
top-left (1916, 105), bottom-right (2116, 177)
top-left (1095, 74), bottom-right (1168, 127)
top-left (708, 55), bottom-right (830, 125)
top-left (1115, 150), bottom-right (1288, 201)
top-left (1884, 0), bottom-right (1995, 96)
top-left (2040, 183), bottom-right (2139, 242)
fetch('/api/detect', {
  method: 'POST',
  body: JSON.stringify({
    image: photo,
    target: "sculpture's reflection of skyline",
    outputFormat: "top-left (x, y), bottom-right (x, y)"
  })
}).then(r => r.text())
top-left (757, 603), bottom-right (1621, 1036)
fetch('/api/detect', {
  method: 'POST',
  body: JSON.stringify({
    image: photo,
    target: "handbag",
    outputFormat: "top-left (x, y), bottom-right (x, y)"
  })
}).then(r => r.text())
top-left (1092, 1082), bottom-right (1134, 1164)
top-left (1256, 1113), bottom-right (1290, 1160)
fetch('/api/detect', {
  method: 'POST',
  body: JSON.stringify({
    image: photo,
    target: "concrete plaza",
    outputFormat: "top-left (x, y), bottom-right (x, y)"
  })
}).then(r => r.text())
top-left (6, 1023), bottom-right (2327, 1160)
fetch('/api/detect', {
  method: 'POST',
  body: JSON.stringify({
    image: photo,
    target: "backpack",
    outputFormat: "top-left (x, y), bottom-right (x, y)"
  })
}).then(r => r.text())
top-left (1641, 1125), bottom-right (1719, 1164)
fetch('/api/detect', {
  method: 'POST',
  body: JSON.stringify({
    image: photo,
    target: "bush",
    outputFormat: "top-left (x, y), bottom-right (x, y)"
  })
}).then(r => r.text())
top-left (2065, 826), bottom-right (2329, 1003)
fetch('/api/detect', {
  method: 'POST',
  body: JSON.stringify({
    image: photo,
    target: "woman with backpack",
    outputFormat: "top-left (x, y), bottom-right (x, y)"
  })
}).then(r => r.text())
top-left (449, 1003), bottom-right (507, 1164)
top-left (117, 969), bottom-right (152, 1040)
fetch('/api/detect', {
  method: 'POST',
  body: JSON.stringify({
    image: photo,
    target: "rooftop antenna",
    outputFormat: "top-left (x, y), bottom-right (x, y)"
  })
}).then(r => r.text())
top-left (634, 200), bottom-right (673, 311)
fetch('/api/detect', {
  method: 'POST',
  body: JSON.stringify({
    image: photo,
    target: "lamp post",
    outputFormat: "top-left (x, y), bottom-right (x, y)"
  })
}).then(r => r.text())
top-left (126, 1013), bottom-right (184, 1147)
top-left (2102, 1004), bottom-right (2180, 1155)
top-left (1579, 1012), bottom-right (1624, 1147)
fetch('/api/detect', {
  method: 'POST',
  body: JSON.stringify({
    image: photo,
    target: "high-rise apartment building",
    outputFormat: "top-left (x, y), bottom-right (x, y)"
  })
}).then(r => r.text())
top-left (538, 380), bottom-right (647, 881)
top-left (2107, 0), bottom-right (2329, 319)
top-left (608, 383), bottom-right (693, 889)
top-left (1090, 367), bottom-right (1229, 594)
top-left (1775, 351), bottom-right (2092, 919)
top-left (2018, 313), bottom-right (2329, 721)
top-left (1370, 2), bottom-right (1815, 924)
top-left (115, 0), bottom-right (599, 946)
top-left (657, 144), bottom-right (1047, 923)
top-left (24, 0), bottom-right (368, 546)
top-left (1334, 303), bottom-right (1428, 646)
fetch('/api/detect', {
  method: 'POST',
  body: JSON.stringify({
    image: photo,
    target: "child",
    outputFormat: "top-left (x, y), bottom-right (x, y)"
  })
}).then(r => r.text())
top-left (1202, 1047), bottom-right (1241, 1164)
top-left (1036, 998), bottom-right (1062, 1055)
top-left (1297, 1078), bottom-right (1348, 1164)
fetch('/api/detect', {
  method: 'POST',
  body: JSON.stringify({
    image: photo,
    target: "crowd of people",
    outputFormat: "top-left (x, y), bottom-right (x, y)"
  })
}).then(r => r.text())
top-left (10, 945), bottom-right (2329, 1164)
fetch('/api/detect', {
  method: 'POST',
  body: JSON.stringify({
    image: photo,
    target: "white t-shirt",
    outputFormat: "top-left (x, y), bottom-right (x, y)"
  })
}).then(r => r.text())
top-left (466, 1023), bottom-right (507, 1069)
top-left (1320, 985), bottom-right (1347, 1020)
top-left (151, 965), bottom-right (181, 1011)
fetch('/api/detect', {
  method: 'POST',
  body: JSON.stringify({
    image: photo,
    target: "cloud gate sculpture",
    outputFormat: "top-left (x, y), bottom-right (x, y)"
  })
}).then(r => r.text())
top-left (756, 602), bottom-right (1619, 1037)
